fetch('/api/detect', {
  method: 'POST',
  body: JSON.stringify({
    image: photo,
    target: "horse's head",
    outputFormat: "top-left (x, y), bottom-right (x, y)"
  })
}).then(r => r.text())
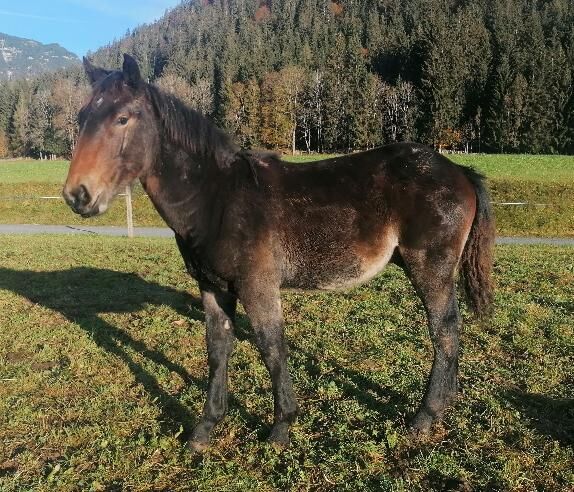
top-left (63, 54), bottom-right (159, 217)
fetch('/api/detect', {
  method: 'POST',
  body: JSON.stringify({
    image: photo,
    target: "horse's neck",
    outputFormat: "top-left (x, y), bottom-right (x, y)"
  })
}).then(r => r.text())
top-left (140, 150), bottom-right (224, 245)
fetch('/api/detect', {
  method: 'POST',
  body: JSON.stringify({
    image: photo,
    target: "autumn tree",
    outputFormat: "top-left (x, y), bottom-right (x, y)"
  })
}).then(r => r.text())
top-left (225, 78), bottom-right (261, 148)
top-left (50, 78), bottom-right (89, 155)
top-left (0, 131), bottom-right (8, 158)
top-left (260, 66), bottom-right (306, 152)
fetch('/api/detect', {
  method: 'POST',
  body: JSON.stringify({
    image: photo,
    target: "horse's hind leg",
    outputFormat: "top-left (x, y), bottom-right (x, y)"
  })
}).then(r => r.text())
top-left (189, 289), bottom-right (236, 452)
top-left (399, 246), bottom-right (461, 434)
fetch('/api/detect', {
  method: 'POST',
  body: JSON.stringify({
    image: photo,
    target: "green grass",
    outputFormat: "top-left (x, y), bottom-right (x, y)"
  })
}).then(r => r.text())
top-left (1, 154), bottom-right (573, 236)
top-left (284, 154), bottom-right (341, 163)
top-left (0, 160), bottom-right (69, 184)
top-left (0, 236), bottom-right (572, 491)
top-left (3, 153), bottom-right (572, 184)
top-left (0, 182), bottom-right (163, 228)
top-left (448, 154), bottom-right (574, 183)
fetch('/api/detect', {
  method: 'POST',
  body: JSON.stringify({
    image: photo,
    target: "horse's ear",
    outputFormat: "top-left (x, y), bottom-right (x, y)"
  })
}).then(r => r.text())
top-left (83, 57), bottom-right (111, 86)
top-left (122, 54), bottom-right (142, 88)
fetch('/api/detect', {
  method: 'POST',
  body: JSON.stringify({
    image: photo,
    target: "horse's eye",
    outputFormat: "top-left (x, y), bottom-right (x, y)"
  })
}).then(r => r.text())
top-left (117, 116), bottom-right (129, 125)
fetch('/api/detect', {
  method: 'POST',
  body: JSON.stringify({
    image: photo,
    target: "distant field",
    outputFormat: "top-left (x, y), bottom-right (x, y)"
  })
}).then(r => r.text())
top-left (447, 153), bottom-right (574, 183)
top-left (0, 159), bottom-right (69, 184)
top-left (1, 153), bottom-right (573, 183)
top-left (0, 236), bottom-right (572, 491)
top-left (0, 154), bottom-right (573, 236)
top-left (288, 153), bottom-right (574, 183)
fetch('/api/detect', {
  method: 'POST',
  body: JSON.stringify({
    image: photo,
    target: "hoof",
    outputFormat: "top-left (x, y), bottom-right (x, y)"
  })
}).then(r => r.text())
top-left (268, 424), bottom-right (290, 449)
top-left (188, 438), bottom-right (209, 454)
top-left (409, 409), bottom-right (435, 437)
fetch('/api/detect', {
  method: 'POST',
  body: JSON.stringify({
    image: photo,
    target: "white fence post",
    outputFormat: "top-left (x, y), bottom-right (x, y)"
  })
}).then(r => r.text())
top-left (125, 185), bottom-right (134, 238)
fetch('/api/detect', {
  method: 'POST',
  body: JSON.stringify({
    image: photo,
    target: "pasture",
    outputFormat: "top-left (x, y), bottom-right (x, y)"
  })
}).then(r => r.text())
top-left (0, 153), bottom-right (573, 236)
top-left (0, 235), bottom-right (572, 491)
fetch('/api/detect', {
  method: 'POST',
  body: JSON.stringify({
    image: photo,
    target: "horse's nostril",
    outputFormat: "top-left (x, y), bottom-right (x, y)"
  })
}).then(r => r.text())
top-left (64, 185), bottom-right (91, 212)
top-left (77, 185), bottom-right (90, 207)
top-left (63, 188), bottom-right (74, 208)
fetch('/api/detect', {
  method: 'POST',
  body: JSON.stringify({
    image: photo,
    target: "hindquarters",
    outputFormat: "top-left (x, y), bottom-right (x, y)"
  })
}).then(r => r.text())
top-left (389, 148), bottom-right (494, 318)
top-left (386, 145), bottom-right (494, 432)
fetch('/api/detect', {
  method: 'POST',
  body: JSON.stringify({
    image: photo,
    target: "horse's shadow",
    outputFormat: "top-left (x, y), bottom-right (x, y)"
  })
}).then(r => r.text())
top-left (503, 390), bottom-right (574, 446)
top-left (0, 266), bottom-right (407, 442)
top-left (0, 266), bottom-right (211, 436)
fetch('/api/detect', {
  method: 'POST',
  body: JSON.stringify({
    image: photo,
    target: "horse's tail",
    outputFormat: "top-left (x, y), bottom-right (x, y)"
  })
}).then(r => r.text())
top-left (459, 167), bottom-right (495, 319)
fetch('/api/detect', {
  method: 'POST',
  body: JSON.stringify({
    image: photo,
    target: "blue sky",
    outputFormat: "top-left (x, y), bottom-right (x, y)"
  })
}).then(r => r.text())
top-left (0, 0), bottom-right (182, 57)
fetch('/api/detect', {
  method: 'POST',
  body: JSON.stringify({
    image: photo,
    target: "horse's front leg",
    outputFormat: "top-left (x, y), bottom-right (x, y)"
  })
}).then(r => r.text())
top-left (240, 282), bottom-right (299, 447)
top-left (188, 289), bottom-right (236, 452)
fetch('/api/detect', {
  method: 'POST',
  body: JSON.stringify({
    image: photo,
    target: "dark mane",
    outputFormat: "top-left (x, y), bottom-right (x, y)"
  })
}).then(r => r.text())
top-left (146, 83), bottom-right (239, 169)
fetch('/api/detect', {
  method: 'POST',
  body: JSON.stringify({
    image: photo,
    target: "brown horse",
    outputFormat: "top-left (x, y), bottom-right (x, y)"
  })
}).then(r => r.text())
top-left (63, 54), bottom-right (494, 451)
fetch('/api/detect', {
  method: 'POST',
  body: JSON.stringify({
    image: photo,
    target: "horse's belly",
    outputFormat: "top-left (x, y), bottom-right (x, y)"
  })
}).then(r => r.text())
top-left (282, 232), bottom-right (398, 292)
top-left (319, 238), bottom-right (398, 291)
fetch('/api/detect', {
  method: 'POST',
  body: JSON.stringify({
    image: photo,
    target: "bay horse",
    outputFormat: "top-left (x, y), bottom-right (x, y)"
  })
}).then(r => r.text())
top-left (63, 54), bottom-right (494, 451)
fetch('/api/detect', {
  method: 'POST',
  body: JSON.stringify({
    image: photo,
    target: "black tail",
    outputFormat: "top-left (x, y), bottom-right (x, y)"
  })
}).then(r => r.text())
top-left (459, 167), bottom-right (495, 318)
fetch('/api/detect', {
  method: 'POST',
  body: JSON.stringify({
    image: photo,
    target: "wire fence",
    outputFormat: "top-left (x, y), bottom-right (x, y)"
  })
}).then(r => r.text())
top-left (0, 193), bottom-right (549, 206)
top-left (0, 192), bottom-right (560, 238)
top-left (0, 189), bottom-right (136, 237)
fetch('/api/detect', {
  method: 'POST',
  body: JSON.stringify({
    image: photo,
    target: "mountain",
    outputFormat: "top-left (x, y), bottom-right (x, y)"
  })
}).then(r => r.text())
top-left (0, 32), bottom-right (79, 81)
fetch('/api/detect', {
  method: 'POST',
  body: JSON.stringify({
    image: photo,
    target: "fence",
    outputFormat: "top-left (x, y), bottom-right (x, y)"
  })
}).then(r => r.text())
top-left (0, 187), bottom-right (136, 237)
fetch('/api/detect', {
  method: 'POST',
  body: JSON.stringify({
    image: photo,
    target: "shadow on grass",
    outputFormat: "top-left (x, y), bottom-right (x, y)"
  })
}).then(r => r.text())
top-left (0, 266), bottom-right (208, 437)
top-left (234, 312), bottom-right (409, 428)
top-left (0, 266), bottom-right (414, 446)
top-left (504, 390), bottom-right (574, 446)
top-left (298, 343), bottom-right (408, 420)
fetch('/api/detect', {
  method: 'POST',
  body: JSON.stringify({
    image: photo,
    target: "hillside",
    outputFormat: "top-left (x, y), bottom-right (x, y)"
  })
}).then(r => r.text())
top-left (0, 0), bottom-right (573, 158)
top-left (89, 0), bottom-right (574, 155)
top-left (0, 32), bottom-right (79, 81)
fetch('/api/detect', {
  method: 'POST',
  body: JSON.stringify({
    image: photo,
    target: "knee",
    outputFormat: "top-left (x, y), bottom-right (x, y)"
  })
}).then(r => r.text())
top-left (439, 335), bottom-right (459, 359)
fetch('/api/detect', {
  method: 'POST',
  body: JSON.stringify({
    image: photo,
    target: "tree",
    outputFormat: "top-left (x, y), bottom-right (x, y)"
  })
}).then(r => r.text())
top-left (260, 65), bottom-right (306, 152)
top-left (380, 77), bottom-right (417, 144)
top-left (11, 88), bottom-right (31, 156)
top-left (225, 78), bottom-right (261, 148)
top-left (50, 78), bottom-right (89, 156)
top-left (298, 70), bottom-right (325, 153)
top-left (27, 89), bottom-right (52, 157)
top-left (155, 73), bottom-right (196, 107)
top-left (0, 130), bottom-right (8, 158)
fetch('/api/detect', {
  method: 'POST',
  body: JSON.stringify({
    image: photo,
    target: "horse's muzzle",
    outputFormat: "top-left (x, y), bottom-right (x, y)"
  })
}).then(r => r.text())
top-left (63, 184), bottom-right (96, 217)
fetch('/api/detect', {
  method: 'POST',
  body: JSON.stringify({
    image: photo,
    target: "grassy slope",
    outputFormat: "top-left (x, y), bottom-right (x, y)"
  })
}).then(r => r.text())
top-left (0, 160), bottom-right (69, 183)
top-left (448, 154), bottom-right (574, 237)
top-left (0, 154), bottom-right (573, 236)
top-left (0, 236), bottom-right (572, 491)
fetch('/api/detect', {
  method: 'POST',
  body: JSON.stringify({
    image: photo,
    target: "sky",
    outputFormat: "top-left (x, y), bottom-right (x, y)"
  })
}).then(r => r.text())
top-left (0, 0), bottom-right (183, 57)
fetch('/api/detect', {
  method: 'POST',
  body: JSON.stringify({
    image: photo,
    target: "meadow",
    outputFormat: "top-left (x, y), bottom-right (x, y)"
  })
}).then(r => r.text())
top-left (1, 153), bottom-right (573, 236)
top-left (0, 235), bottom-right (572, 491)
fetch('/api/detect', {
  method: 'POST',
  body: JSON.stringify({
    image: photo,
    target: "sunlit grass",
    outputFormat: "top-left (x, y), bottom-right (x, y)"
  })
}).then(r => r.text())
top-left (0, 159), bottom-right (69, 184)
top-left (0, 236), bottom-right (572, 490)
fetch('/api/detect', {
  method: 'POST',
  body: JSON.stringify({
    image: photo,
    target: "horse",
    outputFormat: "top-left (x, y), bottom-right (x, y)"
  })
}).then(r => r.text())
top-left (63, 54), bottom-right (494, 451)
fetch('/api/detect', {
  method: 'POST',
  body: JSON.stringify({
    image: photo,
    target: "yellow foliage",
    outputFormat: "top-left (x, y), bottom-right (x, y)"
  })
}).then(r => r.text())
top-left (0, 131), bottom-right (9, 158)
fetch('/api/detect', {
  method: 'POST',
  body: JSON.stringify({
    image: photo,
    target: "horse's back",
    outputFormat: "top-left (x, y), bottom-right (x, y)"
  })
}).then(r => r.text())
top-left (267, 143), bottom-right (477, 291)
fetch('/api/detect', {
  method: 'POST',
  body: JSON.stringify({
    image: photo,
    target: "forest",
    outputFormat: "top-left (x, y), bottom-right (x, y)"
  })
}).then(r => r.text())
top-left (0, 0), bottom-right (572, 158)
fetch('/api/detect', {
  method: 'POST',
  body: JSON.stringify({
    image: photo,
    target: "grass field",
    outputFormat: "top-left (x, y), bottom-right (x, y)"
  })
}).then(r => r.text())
top-left (0, 160), bottom-right (70, 184)
top-left (0, 154), bottom-right (573, 236)
top-left (3, 153), bottom-right (573, 184)
top-left (0, 236), bottom-right (572, 491)
top-left (447, 154), bottom-right (574, 183)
